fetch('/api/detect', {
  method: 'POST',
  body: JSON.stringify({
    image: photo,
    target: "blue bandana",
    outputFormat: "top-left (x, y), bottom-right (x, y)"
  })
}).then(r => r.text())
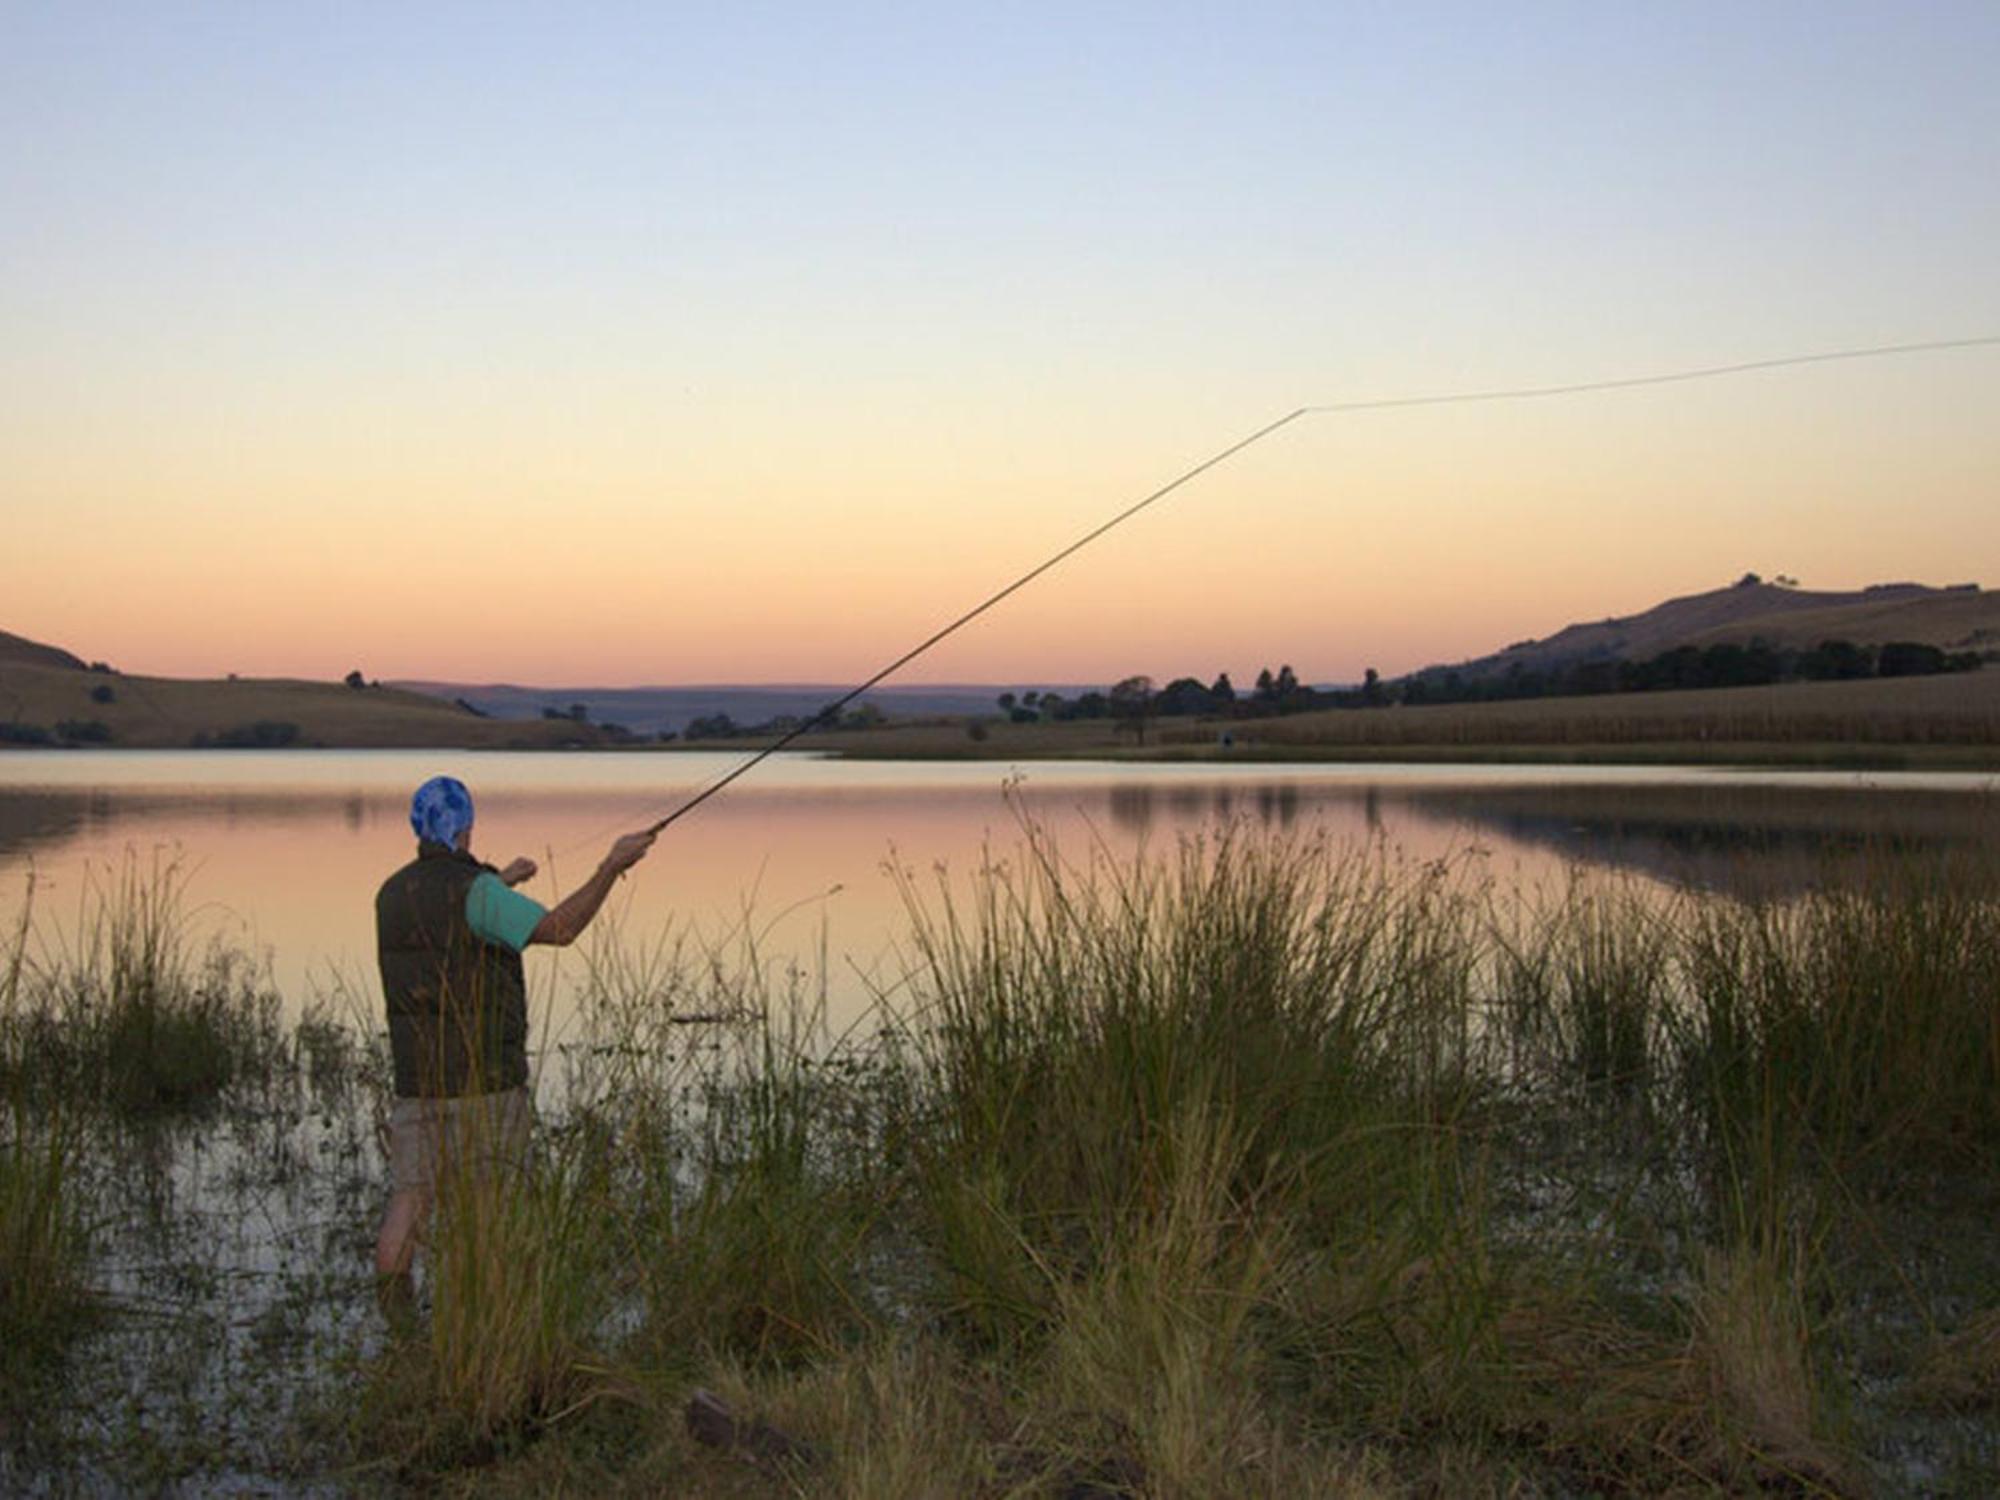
top-left (410, 775), bottom-right (474, 850)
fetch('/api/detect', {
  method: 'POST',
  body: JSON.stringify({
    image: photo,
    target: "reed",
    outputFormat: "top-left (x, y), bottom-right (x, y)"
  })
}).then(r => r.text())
top-left (565, 920), bottom-right (888, 1369)
top-left (12, 828), bottom-right (2000, 1493)
top-left (419, 1115), bottom-right (622, 1448)
top-left (1670, 851), bottom-right (2000, 1200)
top-left (0, 1094), bottom-right (87, 1387)
top-left (0, 853), bottom-right (284, 1118)
top-left (0, 884), bottom-right (91, 1390)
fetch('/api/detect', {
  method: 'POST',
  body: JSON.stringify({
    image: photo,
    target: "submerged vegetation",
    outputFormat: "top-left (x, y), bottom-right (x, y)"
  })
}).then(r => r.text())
top-left (3, 836), bottom-right (1999, 1494)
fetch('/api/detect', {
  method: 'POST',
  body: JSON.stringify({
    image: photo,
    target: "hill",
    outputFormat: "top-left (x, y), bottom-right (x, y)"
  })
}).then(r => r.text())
top-left (0, 629), bottom-right (87, 671)
top-left (1428, 577), bottom-right (1994, 684)
top-left (390, 681), bottom-right (1082, 737)
top-left (0, 631), bottom-right (632, 750)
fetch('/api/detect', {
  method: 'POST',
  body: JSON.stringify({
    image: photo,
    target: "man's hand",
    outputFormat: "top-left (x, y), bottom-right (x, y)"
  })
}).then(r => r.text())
top-left (528, 830), bottom-right (659, 947)
top-left (602, 830), bottom-right (657, 877)
top-left (497, 857), bottom-right (538, 887)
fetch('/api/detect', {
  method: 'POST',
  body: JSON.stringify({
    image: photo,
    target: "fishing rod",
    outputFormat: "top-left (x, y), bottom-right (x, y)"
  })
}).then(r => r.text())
top-left (630, 332), bottom-right (2000, 839)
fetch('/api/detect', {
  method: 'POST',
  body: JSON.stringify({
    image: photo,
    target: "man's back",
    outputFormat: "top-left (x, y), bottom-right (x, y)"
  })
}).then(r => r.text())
top-left (375, 845), bottom-right (529, 1098)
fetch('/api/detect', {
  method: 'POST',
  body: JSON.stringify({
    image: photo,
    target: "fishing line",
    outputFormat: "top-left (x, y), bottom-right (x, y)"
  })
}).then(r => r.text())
top-left (577, 332), bottom-right (2000, 847)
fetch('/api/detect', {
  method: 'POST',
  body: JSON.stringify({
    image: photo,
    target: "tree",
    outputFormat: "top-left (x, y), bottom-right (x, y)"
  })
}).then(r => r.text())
top-left (997, 692), bottom-right (1017, 713)
top-left (1360, 667), bottom-right (1384, 707)
top-left (344, 669), bottom-right (366, 690)
top-left (1209, 672), bottom-right (1236, 707)
top-left (1799, 640), bottom-right (1872, 680)
top-left (1878, 641), bottom-right (1948, 677)
top-left (1155, 677), bottom-right (1215, 716)
top-left (1109, 675), bottom-right (1155, 744)
top-left (569, 702), bottom-right (589, 722)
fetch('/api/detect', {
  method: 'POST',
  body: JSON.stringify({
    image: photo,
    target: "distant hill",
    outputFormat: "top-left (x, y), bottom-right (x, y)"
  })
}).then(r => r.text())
top-left (1424, 577), bottom-right (1995, 684)
top-left (0, 630), bottom-right (634, 750)
top-left (0, 629), bottom-right (87, 671)
top-left (391, 682), bottom-right (1091, 736)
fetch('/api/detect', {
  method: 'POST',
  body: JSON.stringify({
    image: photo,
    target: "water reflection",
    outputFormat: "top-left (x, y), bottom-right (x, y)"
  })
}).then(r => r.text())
top-left (1091, 779), bottom-right (2000, 897)
top-left (1401, 783), bottom-right (2000, 896)
top-left (1106, 781), bottom-right (1303, 832)
top-left (2, 752), bottom-right (1996, 1030)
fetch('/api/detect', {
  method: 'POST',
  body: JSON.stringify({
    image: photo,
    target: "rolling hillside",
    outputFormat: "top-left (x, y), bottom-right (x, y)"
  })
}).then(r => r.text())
top-left (0, 634), bottom-right (630, 750)
top-left (1429, 578), bottom-right (1995, 683)
top-left (390, 681), bottom-right (1075, 736)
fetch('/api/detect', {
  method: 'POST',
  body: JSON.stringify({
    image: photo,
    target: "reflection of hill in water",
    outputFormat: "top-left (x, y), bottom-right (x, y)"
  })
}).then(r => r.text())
top-left (1100, 779), bottom-right (1999, 896)
top-left (1396, 784), bottom-right (2000, 895)
top-left (1107, 782), bottom-right (1307, 832)
top-left (0, 788), bottom-right (383, 862)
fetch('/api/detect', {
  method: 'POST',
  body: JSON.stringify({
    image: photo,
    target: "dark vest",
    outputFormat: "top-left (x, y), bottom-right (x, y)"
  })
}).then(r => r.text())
top-left (376, 843), bottom-right (529, 1098)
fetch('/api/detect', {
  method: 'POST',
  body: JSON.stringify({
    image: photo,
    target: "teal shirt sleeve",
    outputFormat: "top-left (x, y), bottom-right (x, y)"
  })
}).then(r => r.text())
top-left (465, 871), bottom-right (548, 953)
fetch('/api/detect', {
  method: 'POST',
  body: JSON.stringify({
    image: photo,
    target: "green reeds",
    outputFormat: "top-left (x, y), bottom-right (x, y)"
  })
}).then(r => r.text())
top-left (421, 1119), bottom-right (621, 1447)
top-left (1688, 853), bottom-right (2000, 1170)
top-left (1, 885), bottom-right (91, 1390)
top-left (10, 828), bottom-right (1998, 1493)
top-left (575, 920), bottom-right (885, 1369)
top-left (893, 828), bottom-right (1488, 1345)
top-left (0, 853), bottom-right (283, 1118)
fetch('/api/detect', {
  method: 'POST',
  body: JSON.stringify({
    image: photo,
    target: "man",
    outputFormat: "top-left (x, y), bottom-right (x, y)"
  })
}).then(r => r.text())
top-left (373, 773), bottom-right (655, 1293)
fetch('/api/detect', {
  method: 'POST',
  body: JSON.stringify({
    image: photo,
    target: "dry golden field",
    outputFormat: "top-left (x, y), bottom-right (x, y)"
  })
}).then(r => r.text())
top-left (1219, 667), bottom-right (2000, 750)
top-left (0, 658), bottom-right (621, 750)
top-left (781, 667), bottom-right (2000, 767)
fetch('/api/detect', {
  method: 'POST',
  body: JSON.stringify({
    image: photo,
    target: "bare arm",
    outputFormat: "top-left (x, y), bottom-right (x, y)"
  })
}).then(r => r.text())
top-left (528, 831), bottom-right (656, 947)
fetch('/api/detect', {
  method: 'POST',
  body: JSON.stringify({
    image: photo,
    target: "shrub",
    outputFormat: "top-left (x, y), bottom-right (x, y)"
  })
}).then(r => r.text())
top-left (0, 724), bottom-right (53, 746)
top-left (54, 720), bottom-right (113, 744)
top-left (89, 684), bottom-right (115, 705)
top-left (212, 720), bottom-right (300, 748)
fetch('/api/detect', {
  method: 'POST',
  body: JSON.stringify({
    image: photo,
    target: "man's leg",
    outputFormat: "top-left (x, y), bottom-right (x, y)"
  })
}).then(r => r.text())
top-left (375, 1187), bottom-right (430, 1279)
top-left (376, 1096), bottom-right (437, 1331)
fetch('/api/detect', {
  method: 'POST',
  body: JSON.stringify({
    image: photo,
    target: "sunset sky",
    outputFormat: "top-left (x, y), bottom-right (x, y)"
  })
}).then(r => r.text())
top-left (4, 3), bottom-right (1997, 688)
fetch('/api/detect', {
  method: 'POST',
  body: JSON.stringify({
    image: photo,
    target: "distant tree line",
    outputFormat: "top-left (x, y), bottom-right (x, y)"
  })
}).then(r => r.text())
top-left (0, 720), bottom-right (115, 746)
top-left (991, 666), bottom-right (1387, 728)
top-left (1399, 639), bottom-right (1984, 707)
top-left (977, 638), bottom-right (1987, 733)
top-left (680, 702), bottom-right (887, 741)
top-left (186, 720), bottom-right (302, 749)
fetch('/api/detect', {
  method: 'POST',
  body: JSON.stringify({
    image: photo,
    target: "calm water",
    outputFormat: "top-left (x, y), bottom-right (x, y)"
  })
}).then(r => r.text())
top-left (2, 750), bottom-right (1996, 1034)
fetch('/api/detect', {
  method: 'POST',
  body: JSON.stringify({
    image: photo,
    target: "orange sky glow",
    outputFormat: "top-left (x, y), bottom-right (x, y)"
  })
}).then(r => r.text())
top-left (5, 7), bottom-right (1997, 689)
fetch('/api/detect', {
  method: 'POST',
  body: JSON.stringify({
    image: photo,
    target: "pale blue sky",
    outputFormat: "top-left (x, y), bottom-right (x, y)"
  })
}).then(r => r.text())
top-left (4, 3), bottom-right (1997, 682)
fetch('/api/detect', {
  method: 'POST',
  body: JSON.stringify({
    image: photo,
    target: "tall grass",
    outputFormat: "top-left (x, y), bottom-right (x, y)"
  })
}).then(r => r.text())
top-left (1674, 853), bottom-right (2000, 1181)
top-left (13, 829), bottom-right (1999, 1493)
top-left (417, 1119), bottom-right (622, 1448)
top-left (0, 881), bottom-right (90, 1389)
top-left (0, 853), bottom-right (284, 1118)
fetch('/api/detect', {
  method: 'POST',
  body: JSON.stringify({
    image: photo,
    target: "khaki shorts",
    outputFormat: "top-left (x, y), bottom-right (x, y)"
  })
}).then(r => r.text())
top-left (386, 1087), bottom-right (533, 1196)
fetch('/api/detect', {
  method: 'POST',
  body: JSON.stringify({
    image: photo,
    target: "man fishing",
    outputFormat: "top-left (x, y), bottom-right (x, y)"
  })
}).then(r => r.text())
top-left (373, 773), bottom-right (655, 1302)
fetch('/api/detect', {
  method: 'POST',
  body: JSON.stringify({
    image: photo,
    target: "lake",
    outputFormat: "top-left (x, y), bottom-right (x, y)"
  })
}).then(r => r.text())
top-left (2, 749), bottom-right (1996, 1039)
top-left (7, 748), bottom-right (2000, 1494)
